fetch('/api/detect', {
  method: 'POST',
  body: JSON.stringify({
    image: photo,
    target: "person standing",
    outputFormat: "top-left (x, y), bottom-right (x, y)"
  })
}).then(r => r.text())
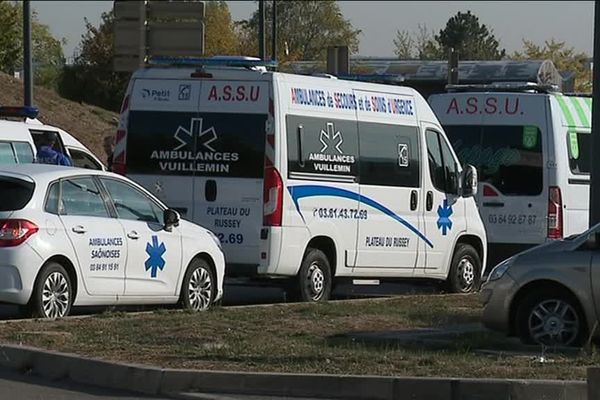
top-left (103, 135), bottom-right (115, 171)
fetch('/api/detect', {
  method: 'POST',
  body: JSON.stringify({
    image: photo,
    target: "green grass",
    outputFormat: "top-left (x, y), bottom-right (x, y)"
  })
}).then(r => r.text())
top-left (0, 294), bottom-right (596, 380)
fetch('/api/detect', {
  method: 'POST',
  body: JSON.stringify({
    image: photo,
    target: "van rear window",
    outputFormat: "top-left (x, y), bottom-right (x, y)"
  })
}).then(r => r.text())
top-left (445, 125), bottom-right (543, 196)
top-left (0, 177), bottom-right (34, 211)
top-left (126, 111), bottom-right (266, 178)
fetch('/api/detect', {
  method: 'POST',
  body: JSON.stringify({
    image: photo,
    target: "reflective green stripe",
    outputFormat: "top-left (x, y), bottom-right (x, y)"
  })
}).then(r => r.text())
top-left (570, 97), bottom-right (590, 128)
top-left (556, 96), bottom-right (577, 127)
top-left (584, 97), bottom-right (592, 111)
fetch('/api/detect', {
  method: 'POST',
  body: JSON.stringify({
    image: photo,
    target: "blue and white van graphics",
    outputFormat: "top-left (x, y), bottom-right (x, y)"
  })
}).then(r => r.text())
top-left (116, 61), bottom-right (487, 301)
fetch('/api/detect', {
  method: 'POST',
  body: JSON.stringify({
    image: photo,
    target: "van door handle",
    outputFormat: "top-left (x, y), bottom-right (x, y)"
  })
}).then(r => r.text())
top-left (71, 225), bottom-right (87, 234)
top-left (410, 190), bottom-right (418, 211)
top-left (127, 231), bottom-right (140, 240)
top-left (426, 191), bottom-right (433, 211)
top-left (205, 180), bottom-right (217, 202)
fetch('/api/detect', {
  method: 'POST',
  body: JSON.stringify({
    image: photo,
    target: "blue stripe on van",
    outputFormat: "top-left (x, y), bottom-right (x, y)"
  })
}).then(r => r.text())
top-left (288, 185), bottom-right (434, 248)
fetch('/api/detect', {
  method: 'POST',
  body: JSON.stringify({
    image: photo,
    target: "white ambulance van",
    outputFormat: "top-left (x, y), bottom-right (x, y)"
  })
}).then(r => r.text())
top-left (114, 57), bottom-right (487, 301)
top-left (429, 83), bottom-right (591, 271)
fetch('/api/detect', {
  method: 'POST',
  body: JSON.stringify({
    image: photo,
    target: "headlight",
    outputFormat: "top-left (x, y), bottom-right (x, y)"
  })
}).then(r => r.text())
top-left (487, 257), bottom-right (515, 282)
top-left (206, 230), bottom-right (222, 250)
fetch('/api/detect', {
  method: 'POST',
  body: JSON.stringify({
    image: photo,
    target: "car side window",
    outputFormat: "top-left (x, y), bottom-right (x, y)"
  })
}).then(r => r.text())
top-left (100, 178), bottom-right (163, 224)
top-left (69, 148), bottom-right (103, 170)
top-left (13, 142), bottom-right (34, 163)
top-left (0, 142), bottom-right (16, 164)
top-left (60, 177), bottom-right (110, 218)
top-left (45, 182), bottom-right (60, 214)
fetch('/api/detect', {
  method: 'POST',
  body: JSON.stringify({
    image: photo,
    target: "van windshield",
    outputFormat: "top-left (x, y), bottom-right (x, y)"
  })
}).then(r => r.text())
top-left (0, 177), bottom-right (35, 211)
top-left (444, 125), bottom-right (543, 196)
top-left (126, 111), bottom-right (267, 178)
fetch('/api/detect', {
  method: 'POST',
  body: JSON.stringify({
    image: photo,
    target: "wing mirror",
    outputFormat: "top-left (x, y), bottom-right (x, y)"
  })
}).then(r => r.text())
top-left (164, 208), bottom-right (180, 231)
top-left (460, 164), bottom-right (478, 198)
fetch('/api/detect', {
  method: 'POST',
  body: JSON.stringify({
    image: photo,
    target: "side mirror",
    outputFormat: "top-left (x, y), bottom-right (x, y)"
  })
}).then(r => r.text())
top-left (460, 164), bottom-right (478, 198)
top-left (164, 208), bottom-right (180, 231)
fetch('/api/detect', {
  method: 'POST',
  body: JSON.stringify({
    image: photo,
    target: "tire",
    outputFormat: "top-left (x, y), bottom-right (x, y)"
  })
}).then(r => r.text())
top-left (516, 288), bottom-right (586, 347)
top-left (180, 258), bottom-right (216, 311)
top-left (445, 243), bottom-right (481, 294)
top-left (296, 248), bottom-right (332, 302)
top-left (30, 262), bottom-right (73, 319)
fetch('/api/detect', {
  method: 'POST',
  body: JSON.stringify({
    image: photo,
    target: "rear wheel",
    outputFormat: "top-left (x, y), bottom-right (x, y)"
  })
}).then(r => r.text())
top-left (445, 243), bottom-right (481, 293)
top-left (180, 258), bottom-right (215, 311)
top-left (30, 262), bottom-right (73, 319)
top-left (296, 248), bottom-right (332, 302)
top-left (516, 289), bottom-right (586, 347)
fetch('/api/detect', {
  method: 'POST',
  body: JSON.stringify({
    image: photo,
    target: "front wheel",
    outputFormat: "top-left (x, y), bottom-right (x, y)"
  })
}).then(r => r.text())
top-left (296, 248), bottom-right (332, 302)
top-left (516, 289), bottom-right (586, 347)
top-left (180, 258), bottom-right (216, 311)
top-left (30, 262), bottom-right (73, 319)
top-left (445, 243), bottom-right (481, 293)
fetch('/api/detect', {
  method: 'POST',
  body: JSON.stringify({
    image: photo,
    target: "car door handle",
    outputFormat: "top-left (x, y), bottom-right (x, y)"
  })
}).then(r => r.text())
top-left (483, 202), bottom-right (505, 208)
top-left (71, 225), bottom-right (87, 234)
top-left (127, 231), bottom-right (140, 240)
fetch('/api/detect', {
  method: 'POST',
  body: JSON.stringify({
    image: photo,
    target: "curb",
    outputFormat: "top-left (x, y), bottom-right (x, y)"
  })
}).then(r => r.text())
top-left (0, 343), bottom-right (587, 400)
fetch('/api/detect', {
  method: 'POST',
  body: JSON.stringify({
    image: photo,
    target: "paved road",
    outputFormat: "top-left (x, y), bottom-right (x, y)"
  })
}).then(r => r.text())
top-left (0, 280), bottom-right (438, 320)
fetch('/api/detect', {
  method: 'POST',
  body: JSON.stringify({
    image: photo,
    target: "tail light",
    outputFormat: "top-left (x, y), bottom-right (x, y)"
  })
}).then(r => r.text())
top-left (0, 220), bottom-right (39, 247)
top-left (547, 186), bottom-right (563, 240)
top-left (112, 128), bottom-right (127, 175)
top-left (263, 166), bottom-right (283, 226)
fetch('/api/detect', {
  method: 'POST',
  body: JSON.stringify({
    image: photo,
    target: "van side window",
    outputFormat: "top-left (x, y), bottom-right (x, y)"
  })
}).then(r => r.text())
top-left (359, 122), bottom-right (420, 187)
top-left (426, 129), bottom-right (458, 194)
top-left (568, 130), bottom-right (590, 175)
top-left (13, 142), bottom-right (34, 163)
top-left (286, 115), bottom-right (359, 179)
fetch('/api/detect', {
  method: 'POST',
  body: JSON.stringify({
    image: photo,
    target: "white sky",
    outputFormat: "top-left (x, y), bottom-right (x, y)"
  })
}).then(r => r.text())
top-left (31, 1), bottom-right (595, 59)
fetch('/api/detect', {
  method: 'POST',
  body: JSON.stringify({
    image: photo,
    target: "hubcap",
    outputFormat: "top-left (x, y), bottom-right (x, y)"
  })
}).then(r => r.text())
top-left (307, 262), bottom-right (325, 301)
top-left (188, 267), bottom-right (212, 311)
top-left (41, 272), bottom-right (70, 318)
top-left (528, 299), bottom-right (579, 346)
top-left (457, 258), bottom-right (475, 292)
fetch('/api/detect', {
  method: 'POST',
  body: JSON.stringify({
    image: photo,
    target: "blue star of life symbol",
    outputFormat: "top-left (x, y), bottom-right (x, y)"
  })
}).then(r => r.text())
top-left (145, 235), bottom-right (166, 278)
top-left (437, 199), bottom-right (453, 236)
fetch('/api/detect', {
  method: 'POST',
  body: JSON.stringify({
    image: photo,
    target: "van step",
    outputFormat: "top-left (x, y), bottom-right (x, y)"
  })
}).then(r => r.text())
top-left (352, 279), bottom-right (380, 286)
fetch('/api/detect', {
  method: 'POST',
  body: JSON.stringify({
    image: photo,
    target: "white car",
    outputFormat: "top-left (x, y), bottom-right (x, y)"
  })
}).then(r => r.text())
top-left (0, 164), bottom-right (224, 318)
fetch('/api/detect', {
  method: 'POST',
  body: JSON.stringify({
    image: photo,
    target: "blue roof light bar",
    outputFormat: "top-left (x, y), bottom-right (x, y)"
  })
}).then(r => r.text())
top-left (0, 106), bottom-right (39, 119)
top-left (147, 56), bottom-right (278, 69)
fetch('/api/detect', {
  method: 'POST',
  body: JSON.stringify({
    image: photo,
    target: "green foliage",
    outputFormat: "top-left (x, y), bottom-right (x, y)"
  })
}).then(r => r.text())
top-left (0, 1), bottom-right (65, 90)
top-left (58, 11), bottom-right (129, 112)
top-left (512, 39), bottom-right (591, 93)
top-left (237, 0), bottom-right (361, 64)
top-left (431, 11), bottom-right (505, 60)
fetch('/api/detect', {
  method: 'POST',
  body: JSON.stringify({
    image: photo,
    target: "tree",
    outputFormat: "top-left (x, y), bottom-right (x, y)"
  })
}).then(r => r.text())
top-left (58, 11), bottom-right (129, 111)
top-left (512, 39), bottom-right (591, 93)
top-left (393, 24), bottom-right (436, 60)
top-left (426, 11), bottom-right (505, 60)
top-left (0, 1), bottom-right (65, 90)
top-left (204, 1), bottom-right (239, 56)
top-left (237, 1), bottom-right (361, 64)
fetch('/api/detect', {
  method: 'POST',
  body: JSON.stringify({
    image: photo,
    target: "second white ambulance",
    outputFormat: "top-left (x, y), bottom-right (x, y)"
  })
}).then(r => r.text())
top-left (114, 57), bottom-right (487, 301)
top-left (429, 83), bottom-right (592, 270)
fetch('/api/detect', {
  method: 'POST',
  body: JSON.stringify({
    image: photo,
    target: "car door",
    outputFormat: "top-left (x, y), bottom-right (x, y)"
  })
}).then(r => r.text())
top-left (422, 127), bottom-right (465, 274)
top-left (99, 177), bottom-right (182, 297)
top-left (58, 176), bottom-right (127, 297)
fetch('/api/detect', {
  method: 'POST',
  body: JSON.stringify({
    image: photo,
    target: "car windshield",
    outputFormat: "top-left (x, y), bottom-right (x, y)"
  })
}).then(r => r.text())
top-left (0, 176), bottom-right (35, 211)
